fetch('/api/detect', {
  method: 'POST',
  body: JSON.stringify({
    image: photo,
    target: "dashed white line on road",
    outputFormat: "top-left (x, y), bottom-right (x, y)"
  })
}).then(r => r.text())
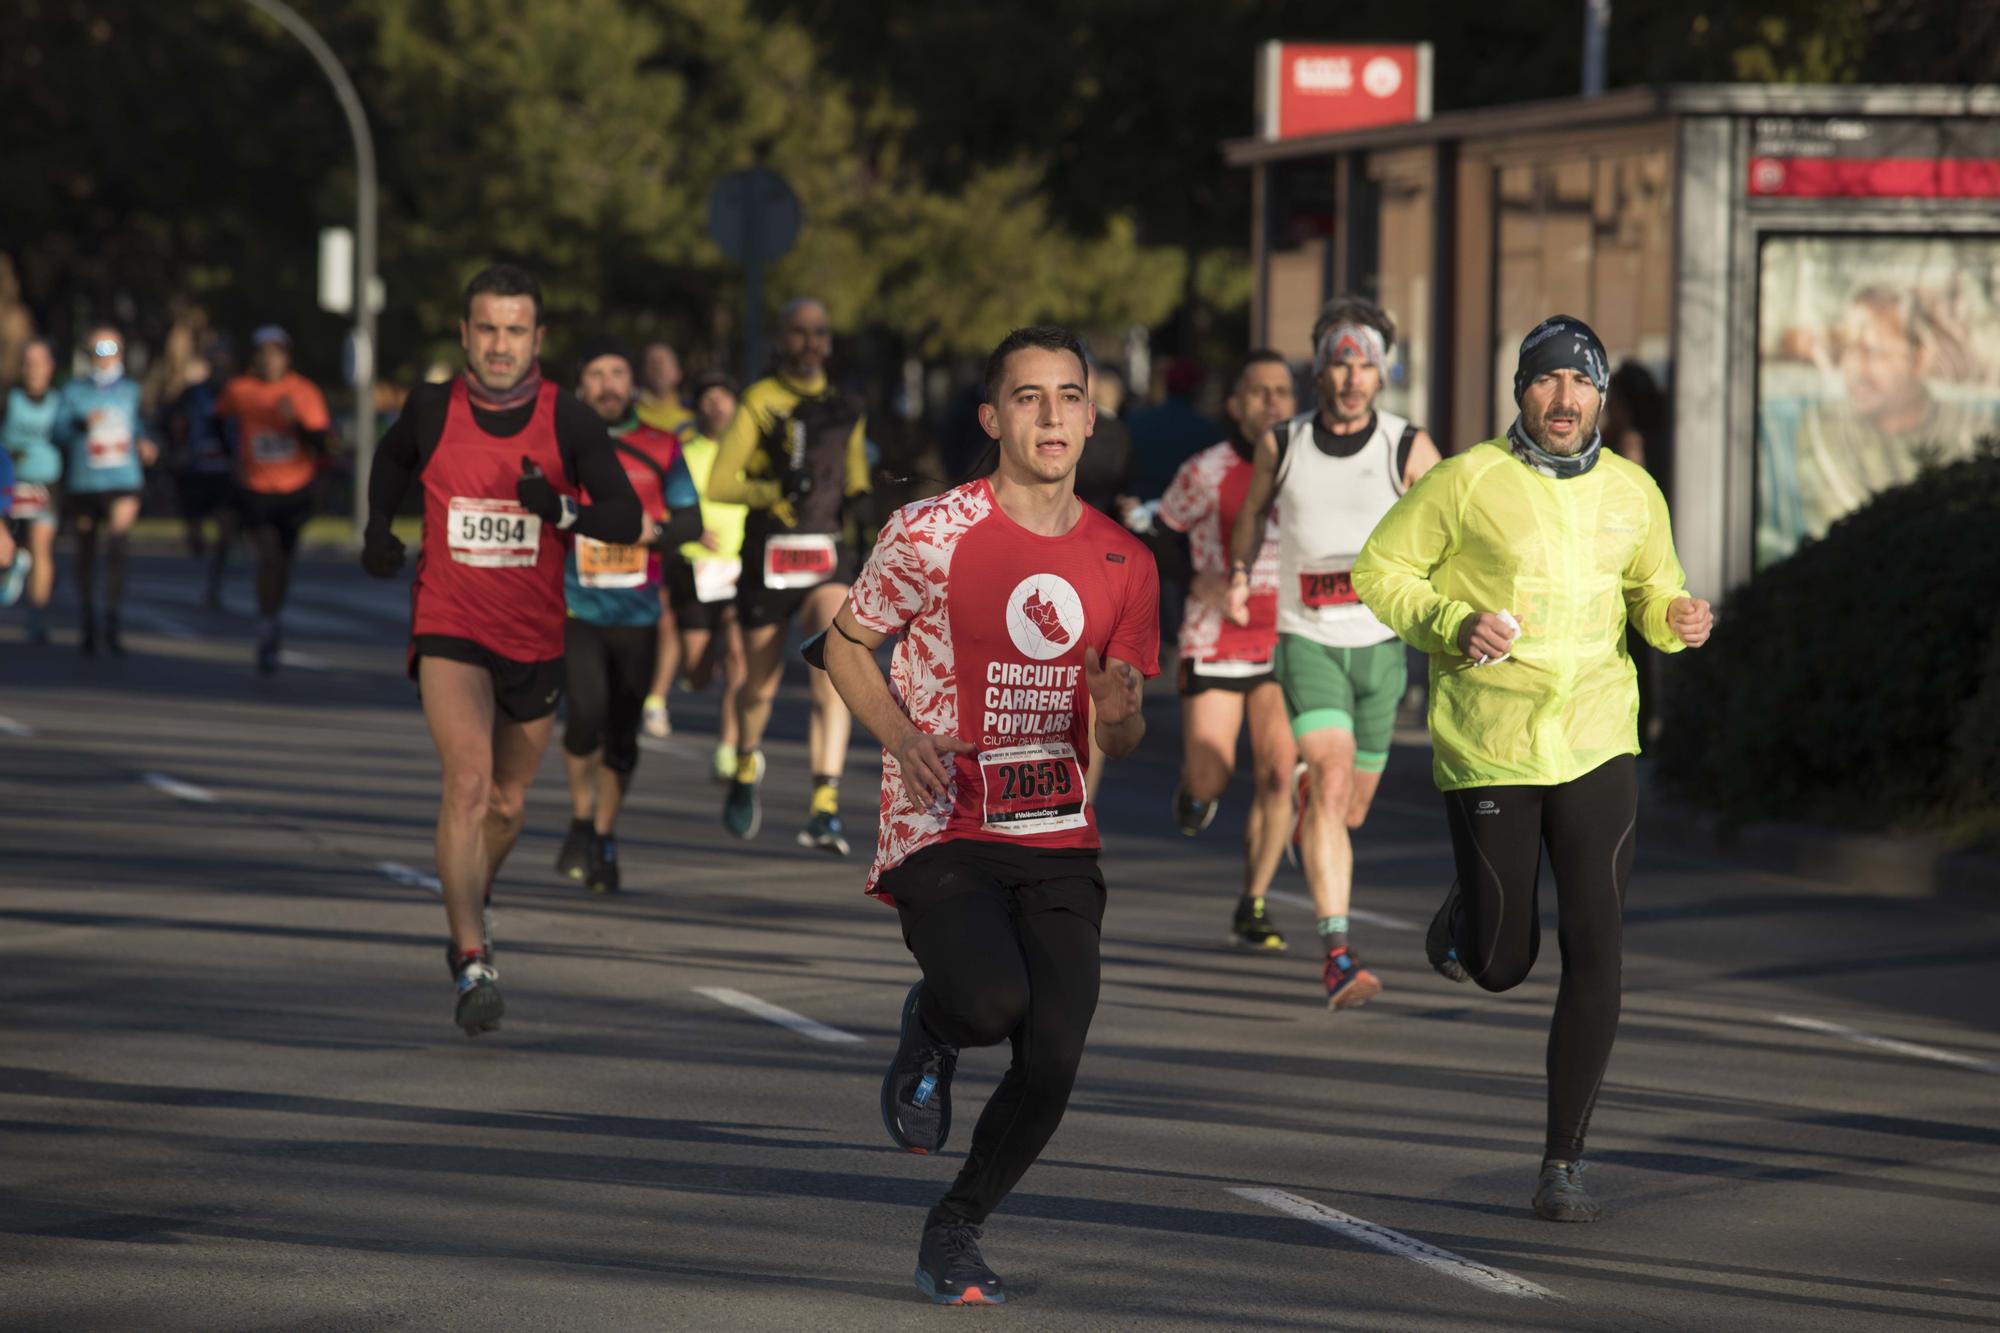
top-left (0, 715), bottom-right (33, 738)
top-left (1265, 891), bottom-right (1416, 931)
top-left (377, 861), bottom-right (442, 894)
top-left (1772, 1014), bottom-right (2000, 1075)
top-left (692, 986), bottom-right (864, 1044)
top-left (143, 773), bottom-right (218, 804)
top-left (1230, 1188), bottom-right (1557, 1300)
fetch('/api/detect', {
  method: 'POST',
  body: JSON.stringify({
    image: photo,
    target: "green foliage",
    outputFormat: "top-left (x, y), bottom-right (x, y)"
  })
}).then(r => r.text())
top-left (1654, 440), bottom-right (2000, 831)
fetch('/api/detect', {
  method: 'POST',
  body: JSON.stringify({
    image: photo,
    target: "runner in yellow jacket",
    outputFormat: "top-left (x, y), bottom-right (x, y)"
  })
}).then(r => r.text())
top-left (1352, 314), bottom-right (1712, 1225)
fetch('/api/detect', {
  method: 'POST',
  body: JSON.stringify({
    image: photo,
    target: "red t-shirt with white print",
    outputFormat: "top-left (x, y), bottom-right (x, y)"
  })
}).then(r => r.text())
top-left (847, 477), bottom-right (1161, 897)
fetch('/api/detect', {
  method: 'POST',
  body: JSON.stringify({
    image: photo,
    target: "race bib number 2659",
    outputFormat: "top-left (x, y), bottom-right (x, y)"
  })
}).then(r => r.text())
top-left (978, 742), bottom-right (1088, 836)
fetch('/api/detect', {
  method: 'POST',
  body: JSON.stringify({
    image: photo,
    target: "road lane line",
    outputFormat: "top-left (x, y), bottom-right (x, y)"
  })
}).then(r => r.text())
top-left (1229, 1188), bottom-right (1557, 1300)
top-left (377, 861), bottom-right (442, 894)
top-left (122, 607), bottom-right (201, 641)
top-left (692, 986), bottom-right (864, 1044)
top-left (278, 649), bottom-right (331, 671)
top-left (143, 772), bottom-right (218, 803)
top-left (0, 715), bottom-right (33, 738)
top-left (1265, 891), bottom-right (1416, 931)
top-left (1772, 1014), bottom-right (2000, 1075)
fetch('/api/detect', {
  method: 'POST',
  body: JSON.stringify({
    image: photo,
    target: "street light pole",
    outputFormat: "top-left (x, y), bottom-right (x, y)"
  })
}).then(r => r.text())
top-left (240, 0), bottom-right (377, 540)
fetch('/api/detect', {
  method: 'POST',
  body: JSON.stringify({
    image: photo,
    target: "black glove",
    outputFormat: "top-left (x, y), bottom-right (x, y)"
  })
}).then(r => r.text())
top-left (516, 455), bottom-right (561, 523)
top-left (360, 526), bottom-right (405, 578)
top-left (780, 465), bottom-right (814, 504)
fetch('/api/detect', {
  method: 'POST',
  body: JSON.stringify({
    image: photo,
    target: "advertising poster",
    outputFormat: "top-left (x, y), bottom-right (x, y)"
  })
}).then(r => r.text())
top-left (1756, 234), bottom-right (2000, 567)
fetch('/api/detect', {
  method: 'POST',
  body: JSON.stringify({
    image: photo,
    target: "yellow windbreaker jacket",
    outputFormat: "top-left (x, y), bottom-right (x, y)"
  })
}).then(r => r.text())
top-left (1351, 439), bottom-right (1690, 791)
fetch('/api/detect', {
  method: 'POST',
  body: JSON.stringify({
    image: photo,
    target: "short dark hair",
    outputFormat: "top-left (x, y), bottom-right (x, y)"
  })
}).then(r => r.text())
top-left (983, 325), bottom-right (1088, 404)
top-left (1230, 348), bottom-right (1290, 393)
top-left (1310, 295), bottom-right (1395, 356)
top-left (463, 264), bottom-right (543, 321)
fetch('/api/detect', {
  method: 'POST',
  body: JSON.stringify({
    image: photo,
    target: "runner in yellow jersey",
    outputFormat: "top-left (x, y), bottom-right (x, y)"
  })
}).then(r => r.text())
top-left (649, 370), bottom-right (751, 782)
top-left (705, 298), bottom-right (872, 852)
top-left (1353, 314), bottom-right (1711, 1223)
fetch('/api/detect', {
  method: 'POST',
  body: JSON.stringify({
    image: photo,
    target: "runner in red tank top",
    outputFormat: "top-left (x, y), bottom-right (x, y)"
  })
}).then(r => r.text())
top-left (359, 265), bottom-right (641, 1036)
top-left (1146, 350), bottom-right (1301, 950)
top-left (815, 326), bottom-right (1159, 1307)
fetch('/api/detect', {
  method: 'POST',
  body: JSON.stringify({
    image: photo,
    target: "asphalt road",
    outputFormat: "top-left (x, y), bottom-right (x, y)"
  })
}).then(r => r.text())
top-left (3, 551), bottom-right (1997, 1331)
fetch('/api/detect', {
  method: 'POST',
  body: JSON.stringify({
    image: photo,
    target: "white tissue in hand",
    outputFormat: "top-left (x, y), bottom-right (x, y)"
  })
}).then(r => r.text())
top-left (1476, 609), bottom-right (1520, 666)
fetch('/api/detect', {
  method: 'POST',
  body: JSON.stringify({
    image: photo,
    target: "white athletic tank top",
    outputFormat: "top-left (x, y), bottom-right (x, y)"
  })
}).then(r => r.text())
top-left (1274, 409), bottom-right (1409, 648)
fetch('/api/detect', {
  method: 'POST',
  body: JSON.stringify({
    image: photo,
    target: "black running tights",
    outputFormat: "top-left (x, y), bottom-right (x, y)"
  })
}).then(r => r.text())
top-left (1443, 754), bottom-right (1635, 1163)
top-left (562, 620), bottom-right (657, 775)
top-left (887, 842), bottom-right (1104, 1225)
top-left (75, 528), bottom-right (129, 616)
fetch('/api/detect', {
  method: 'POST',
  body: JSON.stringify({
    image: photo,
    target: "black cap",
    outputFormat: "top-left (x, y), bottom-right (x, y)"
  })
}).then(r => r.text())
top-left (690, 369), bottom-right (736, 399)
top-left (1513, 315), bottom-right (1609, 403)
top-left (574, 334), bottom-right (635, 379)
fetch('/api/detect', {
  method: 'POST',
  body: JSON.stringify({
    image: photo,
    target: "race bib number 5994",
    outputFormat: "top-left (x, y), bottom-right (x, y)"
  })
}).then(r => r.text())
top-left (978, 742), bottom-right (1088, 836)
top-left (447, 497), bottom-right (541, 568)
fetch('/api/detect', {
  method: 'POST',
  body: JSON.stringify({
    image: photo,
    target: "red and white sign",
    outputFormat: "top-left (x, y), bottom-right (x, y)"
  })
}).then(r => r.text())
top-left (1260, 42), bottom-right (1432, 142)
top-left (1747, 156), bottom-right (2000, 199)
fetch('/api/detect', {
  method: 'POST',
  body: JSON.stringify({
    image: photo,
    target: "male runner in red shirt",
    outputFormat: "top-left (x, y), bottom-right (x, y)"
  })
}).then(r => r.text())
top-left (817, 325), bottom-right (1160, 1306)
top-left (360, 265), bottom-right (641, 1036)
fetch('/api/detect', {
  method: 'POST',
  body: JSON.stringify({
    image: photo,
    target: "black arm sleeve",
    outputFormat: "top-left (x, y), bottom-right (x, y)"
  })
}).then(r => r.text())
top-left (556, 399), bottom-right (641, 543)
top-left (1142, 520), bottom-right (1196, 585)
top-left (366, 406), bottom-right (423, 537)
top-left (657, 498), bottom-right (700, 548)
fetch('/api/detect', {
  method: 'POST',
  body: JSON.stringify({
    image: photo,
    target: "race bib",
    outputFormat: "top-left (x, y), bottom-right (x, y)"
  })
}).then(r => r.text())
top-left (11, 483), bottom-right (51, 521)
top-left (250, 431), bottom-right (301, 465)
top-left (86, 411), bottom-right (133, 470)
top-left (577, 536), bottom-right (649, 589)
top-left (978, 741), bottom-right (1088, 836)
top-left (763, 533), bottom-right (838, 590)
top-left (447, 496), bottom-right (541, 568)
top-left (1299, 567), bottom-right (1360, 609)
top-left (693, 556), bottom-right (741, 604)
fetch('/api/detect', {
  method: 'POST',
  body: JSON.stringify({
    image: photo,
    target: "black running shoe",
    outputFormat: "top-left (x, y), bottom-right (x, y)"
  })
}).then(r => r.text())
top-left (587, 834), bottom-right (620, 894)
top-left (797, 810), bottom-right (850, 856)
top-left (723, 751), bottom-right (765, 840)
top-left (555, 819), bottom-right (592, 881)
top-left (1427, 881), bottom-right (1470, 983)
top-left (914, 1206), bottom-right (1005, 1306)
top-left (1172, 782), bottom-right (1218, 837)
top-left (255, 625), bottom-right (279, 674)
top-left (1231, 894), bottom-right (1287, 951)
top-left (451, 949), bottom-right (503, 1037)
top-left (1533, 1160), bottom-right (1601, 1222)
top-left (882, 981), bottom-right (956, 1154)
top-left (79, 617), bottom-right (97, 656)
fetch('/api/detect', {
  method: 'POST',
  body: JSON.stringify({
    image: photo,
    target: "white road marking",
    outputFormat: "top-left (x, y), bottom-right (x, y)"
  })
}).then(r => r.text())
top-left (0, 715), bottom-right (33, 738)
top-left (1230, 1188), bottom-right (1557, 1300)
top-left (377, 861), bottom-right (442, 894)
top-left (692, 986), bottom-right (864, 1044)
top-left (1265, 890), bottom-right (1416, 931)
top-left (121, 607), bottom-right (200, 641)
top-left (1772, 1014), bottom-right (2000, 1075)
top-left (143, 772), bottom-right (217, 804)
top-left (278, 649), bottom-right (330, 671)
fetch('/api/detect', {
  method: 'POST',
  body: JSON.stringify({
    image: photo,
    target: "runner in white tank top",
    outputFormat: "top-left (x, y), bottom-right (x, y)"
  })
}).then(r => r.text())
top-left (1225, 295), bottom-right (1441, 1010)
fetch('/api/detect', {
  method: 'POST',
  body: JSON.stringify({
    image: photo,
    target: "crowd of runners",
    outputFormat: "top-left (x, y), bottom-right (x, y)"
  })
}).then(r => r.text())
top-left (5, 264), bottom-right (1713, 1304)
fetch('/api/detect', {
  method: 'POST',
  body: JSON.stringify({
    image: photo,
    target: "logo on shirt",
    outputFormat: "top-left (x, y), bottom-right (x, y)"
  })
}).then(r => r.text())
top-left (1004, 574), bottom-right (1085, 661)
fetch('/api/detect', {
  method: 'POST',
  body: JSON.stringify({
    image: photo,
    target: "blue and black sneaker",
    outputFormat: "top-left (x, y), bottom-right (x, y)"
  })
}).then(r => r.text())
top-left (586, 834), bottom-right (620, 895)
top-left (883, 981), bottom-right (957, 1154)
top-left (1427, 881), bottom-right (1470, 983)
top-left (722, 750), bottom-right (765, 841)
top-left (914, 1205), bottom-right (1005, 1306)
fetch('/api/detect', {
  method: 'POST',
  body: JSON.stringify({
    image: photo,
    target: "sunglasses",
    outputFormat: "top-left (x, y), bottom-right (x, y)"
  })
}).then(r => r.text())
top-left (92, 339), bottom-right (122, 357)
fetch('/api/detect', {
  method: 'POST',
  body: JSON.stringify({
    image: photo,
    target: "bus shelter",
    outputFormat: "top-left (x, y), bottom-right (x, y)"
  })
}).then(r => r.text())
top-left (1224, 84), bottom-right (2000, 597)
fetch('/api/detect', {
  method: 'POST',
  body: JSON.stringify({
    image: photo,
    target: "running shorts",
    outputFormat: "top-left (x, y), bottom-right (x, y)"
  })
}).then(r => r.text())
top-left (1272, 634), bottom-right (1406, 771)
top-left (1178, 656), bottom-right (1275, 698)
top-left (666, 558), bottom-right (732, 633)
top-left (237, 484), bottom-right (315, 554)
top-left (411, 633), bottom-right (565, 723)
top-left (64, 489), bottom-right (140, 524)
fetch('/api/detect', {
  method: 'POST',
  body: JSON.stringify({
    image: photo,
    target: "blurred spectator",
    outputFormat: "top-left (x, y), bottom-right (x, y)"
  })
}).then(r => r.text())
top-left (1074, 363), bottom-right (1135, 515)
top-left (1604, 362), bottom-right (1667, 472)
top-left (1126, 357), bottom-right (1220, 500)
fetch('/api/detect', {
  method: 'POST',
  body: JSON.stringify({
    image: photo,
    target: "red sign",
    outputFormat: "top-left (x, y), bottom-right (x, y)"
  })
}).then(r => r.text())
top-left (1260, 42), bottom-right (1431, 141)
top-left (1748, 156), bottom-right (2000, 199)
